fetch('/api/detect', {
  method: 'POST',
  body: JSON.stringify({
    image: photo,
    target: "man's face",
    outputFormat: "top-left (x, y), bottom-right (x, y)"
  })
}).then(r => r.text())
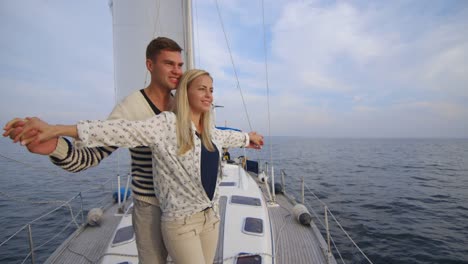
top-left (149, 50), bottom-right (184, 91)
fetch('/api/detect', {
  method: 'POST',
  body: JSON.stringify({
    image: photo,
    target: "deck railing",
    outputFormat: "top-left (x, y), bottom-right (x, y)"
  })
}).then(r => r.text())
top-left (288, 169), bottom-right (373, 264)
top-left (261, 161), bottom-right (374, 264)
top-left (2, 157), bottom-right (372, 264)
top-left (0, 176), bottom-right (116, 264)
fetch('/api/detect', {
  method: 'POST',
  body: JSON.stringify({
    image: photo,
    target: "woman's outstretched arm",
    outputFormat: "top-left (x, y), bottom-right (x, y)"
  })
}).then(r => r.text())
top-left (4, 114), bottom-right (172, 149)
top-left (213, 129), bottom-right (264, 150)
top-left (3, 117), bottom-right (77, 146)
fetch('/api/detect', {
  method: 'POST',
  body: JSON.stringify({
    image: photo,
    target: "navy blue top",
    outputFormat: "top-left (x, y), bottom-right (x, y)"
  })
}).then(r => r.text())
top-left (198, 133), bottom-right (219, 201)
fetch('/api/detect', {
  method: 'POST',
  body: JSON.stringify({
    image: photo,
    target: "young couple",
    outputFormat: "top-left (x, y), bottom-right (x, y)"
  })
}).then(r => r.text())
top-left (3, 37), bottom-right (263, 264)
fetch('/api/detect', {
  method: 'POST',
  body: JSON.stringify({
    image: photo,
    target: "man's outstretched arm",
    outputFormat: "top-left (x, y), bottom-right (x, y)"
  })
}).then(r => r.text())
top-left (3, 117), bottom-right (117, 173)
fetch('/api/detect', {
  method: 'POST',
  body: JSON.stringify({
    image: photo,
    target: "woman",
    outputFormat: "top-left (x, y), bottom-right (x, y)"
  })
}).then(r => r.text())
top-left (5, 69), bottom-right (264, 264)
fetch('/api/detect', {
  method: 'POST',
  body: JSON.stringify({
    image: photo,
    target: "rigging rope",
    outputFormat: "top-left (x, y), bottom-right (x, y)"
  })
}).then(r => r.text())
top-left (0, 152), bottom-right (63, 177)
top-left (261, 0), bottom-right (274, 171)
top-left (214, 0), bottom-right (253, 131)
top-left (193, 0), bottom-right (202, 68)
top-left (143, 0), bottom-right (162, 89)
top-left (212, 0), bottom-right (267, 164)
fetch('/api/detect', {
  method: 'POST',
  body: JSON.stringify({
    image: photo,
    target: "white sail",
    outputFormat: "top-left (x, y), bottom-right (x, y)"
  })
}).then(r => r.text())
top-left (109, 0), bottom-right (193, 103)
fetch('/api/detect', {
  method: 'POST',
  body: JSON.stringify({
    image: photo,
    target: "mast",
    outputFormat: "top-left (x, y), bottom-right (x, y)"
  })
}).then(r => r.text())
top-left (184, 0), bottom-right (194, 70)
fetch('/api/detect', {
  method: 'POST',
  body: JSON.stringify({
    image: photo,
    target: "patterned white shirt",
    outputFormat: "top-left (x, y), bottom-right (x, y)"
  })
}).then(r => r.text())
top-left (76, 111), bottom-right (249, 221)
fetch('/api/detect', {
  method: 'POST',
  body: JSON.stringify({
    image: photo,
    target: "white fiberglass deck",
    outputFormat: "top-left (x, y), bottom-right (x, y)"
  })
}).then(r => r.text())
top-left (45, 163), bottom-right (335, 264)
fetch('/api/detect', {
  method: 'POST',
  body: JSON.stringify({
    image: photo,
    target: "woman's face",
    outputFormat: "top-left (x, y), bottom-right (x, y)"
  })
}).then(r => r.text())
top-left (187, 74), bottom-right (213, 115)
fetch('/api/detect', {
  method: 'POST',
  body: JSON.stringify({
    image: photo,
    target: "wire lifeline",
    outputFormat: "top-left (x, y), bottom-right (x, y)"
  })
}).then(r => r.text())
top-left (285, 173), bottom-right (373, 264)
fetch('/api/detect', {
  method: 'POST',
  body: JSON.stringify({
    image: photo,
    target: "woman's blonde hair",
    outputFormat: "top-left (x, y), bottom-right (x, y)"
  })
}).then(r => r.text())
top-left (172, 69), bottom-right (215, 155)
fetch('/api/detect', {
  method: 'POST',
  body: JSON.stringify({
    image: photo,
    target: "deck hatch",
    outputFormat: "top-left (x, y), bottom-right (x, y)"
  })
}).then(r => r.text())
top-left (231, 195), bottom-right (261, 206)
top-left (236, 253), bottom-right (262, 264)
top-left (220, 182), bottom-right (236, 186)
top-left (112, 225), bottom-right (135, 247)
top-left (243, 217), bottom-right (263, 235)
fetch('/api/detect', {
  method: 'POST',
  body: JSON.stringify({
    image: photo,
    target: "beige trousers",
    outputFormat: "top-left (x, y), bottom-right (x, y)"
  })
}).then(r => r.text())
top-left (132, 199), bottom-right (168, 264)
top-left (161, 208), bottom-right (220, 264)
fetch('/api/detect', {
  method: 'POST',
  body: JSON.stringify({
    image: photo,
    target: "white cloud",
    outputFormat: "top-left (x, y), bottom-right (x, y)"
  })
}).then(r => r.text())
top-left (0, 0), bottom-right (114, 125)
top-left (2, 1), bottom-right (467, 137)
top-left (272, 2), bottom-right (384, 65)
top-left (392, 101), bottom-right (468, 121)
top-left (421, 43), bottom-right (468, 96)
top-left (299, 71), bottom-right (351, 92)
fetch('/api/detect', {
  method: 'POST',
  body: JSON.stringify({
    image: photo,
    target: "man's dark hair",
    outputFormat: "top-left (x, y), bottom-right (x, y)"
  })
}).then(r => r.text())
top-left (146, 37), bottom-right (183, 61)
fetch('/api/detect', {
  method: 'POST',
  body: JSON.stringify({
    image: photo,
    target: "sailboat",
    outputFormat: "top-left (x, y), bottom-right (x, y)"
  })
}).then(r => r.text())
top-left (1, 1), bottom-right (372, 263)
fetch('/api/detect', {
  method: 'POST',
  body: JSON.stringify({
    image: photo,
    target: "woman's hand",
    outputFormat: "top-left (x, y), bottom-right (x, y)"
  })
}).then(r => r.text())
top-left (3, 118), bottom-right (28, 142)
top-left (247, 131), bottom-right (264, 149)
top-left (3, 117), bottom-right (59, 154)
top-left (4, 117), bottom-right (52, 145)
top-left (3, 117), bottom-right (71, 146)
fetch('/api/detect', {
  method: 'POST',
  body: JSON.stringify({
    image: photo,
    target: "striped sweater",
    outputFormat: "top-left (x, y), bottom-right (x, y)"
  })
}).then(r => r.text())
top-left (49, 90), bottom-right (162, 205)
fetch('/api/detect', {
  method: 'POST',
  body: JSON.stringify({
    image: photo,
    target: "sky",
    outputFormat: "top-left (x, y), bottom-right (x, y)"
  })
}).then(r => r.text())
top-left (1, 0), bottom-right (467, 138)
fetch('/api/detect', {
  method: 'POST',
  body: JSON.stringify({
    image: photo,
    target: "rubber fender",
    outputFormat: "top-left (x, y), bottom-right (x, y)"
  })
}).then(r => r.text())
top-left (258, 171), bottom-right (266, 182)
top-left (87, 208), bottom-right (103, 226)
top-left (292, 204), bottom-right (312, 225)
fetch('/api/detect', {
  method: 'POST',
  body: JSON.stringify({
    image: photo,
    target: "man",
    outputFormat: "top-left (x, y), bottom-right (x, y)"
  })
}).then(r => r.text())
top-left (5, 37), bottom-right (184, 264)
top-left (222, 147), bottom-right (231, 161)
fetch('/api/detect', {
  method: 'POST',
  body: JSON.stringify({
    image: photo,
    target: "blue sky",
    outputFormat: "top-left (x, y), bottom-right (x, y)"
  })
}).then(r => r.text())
top-left (1, 0), bottom-right (467, 137)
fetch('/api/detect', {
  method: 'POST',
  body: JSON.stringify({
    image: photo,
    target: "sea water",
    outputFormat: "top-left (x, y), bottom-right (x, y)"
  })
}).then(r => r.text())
top-left (1, 137), bottom-right (467, 263)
